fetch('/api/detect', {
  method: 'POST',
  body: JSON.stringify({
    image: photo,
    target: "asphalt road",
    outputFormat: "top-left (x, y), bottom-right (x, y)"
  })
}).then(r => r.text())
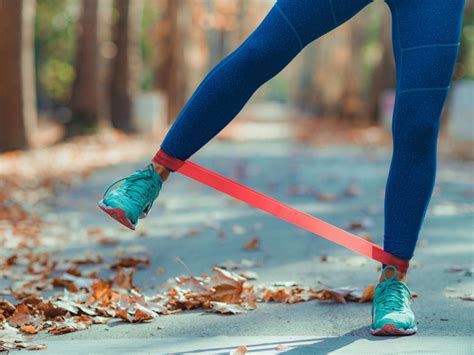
top-left (37, 140), bottom-right (473, 354)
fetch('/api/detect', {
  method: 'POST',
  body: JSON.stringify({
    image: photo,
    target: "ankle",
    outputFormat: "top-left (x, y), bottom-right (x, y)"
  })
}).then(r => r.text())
top-left (380, 267), bottom-right (407, 282)
top-left (152, 162), bottom-right (171, 182)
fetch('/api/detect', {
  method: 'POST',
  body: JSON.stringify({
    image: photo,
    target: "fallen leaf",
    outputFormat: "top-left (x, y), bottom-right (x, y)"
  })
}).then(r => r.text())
top-left (239, 271), bottom-right (258, 280)
top-left (0, 322), bottom-right (46, 351)
top-left (111, 256), bottom-right (150, 269)
top-left (243, 238), bottom-right (260, 251)
top-left (210, 301), bottom-right (246, 315)
top-left (358, 233), bottom-right (373, 242)
top-left (210, 268), bottom-right (246, 304)
top-left (318, 192), bottom-right (338, 202)
top-left (444, 287), bottom-right (472, 301)
top-left (8, 303), bottom-right (36, 327)
top-left (112, 267), bottom-right (135, 290)
top-left (275, 344), bottom-right (289, 351)
top-left (49, 316), bottom-right (92, 335)
top-left (359, 285), bottom-right (375, 303)
top-left (231, 345), bottom-right (248, 355)
top-left (20, 324), bottom-right (38, 334)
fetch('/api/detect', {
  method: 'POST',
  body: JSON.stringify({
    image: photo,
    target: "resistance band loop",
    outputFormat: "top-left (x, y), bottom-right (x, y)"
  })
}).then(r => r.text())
top-left (153, 150), bottom-right (409, 273)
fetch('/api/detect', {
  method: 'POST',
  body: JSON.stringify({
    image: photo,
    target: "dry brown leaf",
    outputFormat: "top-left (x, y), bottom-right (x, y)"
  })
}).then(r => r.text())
top-left (20, 324), bottom-right (38, 334)
top-left (8, 303), bottom-right (35, 327)
top-left (49, 316), bottom-right (92, 335)
top-left (243, 238), bottom-right (260, 251)
top-left (0, 322), bottom-right (46, 351)
top-left (318, 192), bottom-right (338, 202)
top-left (275, 344), bottom-right (290, 351)
top-left (0, 300), bottom-right (16, 320)
top-left (52, 278), bottom-right (79, 292)
top-left (359, 285), bottom-right (375, 303)
top-left (239, 271), bottom-right (258, 280)
top-left (210, 267), bottom-right (245, 303)
top-left (98, 237), bottom-right (119, 245)
top-left (111, 256), bottom-right (150, 269)
top-left (87, 280), bottom-right (114, 305)
top-left (358, 233), bottom-right (373, 242)
top-left (71, 251), bottom-right (103, 265)
top-left (210, 301), bottom-right (246, 314)
top-left (112, 267), bottom-right (135, 290)
top-left (117, 304), bottom-right (158, 323)
top-left (231, 345), bottom-right (248, 355)
top-left (175, 276), bottom-right (211, 296)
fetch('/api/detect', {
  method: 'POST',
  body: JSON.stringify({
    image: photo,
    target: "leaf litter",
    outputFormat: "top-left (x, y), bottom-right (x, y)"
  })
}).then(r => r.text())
top-left (1, 258), bottom-right (378, 349)
top-left (0, 131), bottom-right (440, 352)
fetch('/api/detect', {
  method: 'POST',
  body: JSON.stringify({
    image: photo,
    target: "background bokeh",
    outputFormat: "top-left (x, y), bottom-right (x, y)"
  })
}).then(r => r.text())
top-left (0, 0), bottom-right (473, 151)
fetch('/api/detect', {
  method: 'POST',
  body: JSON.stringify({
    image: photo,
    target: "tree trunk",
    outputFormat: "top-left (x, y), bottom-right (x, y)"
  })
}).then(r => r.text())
top-left (339, 14), bottom-right (367, 121)
top-left (68, 0), bottom-right (100, 136)
top-left (110, 0), bottom-right (143, 132)
top-left (367, 10), bottom-right (395, 122)
top-left (154, 0), bottom-right (187, 124)
top-left (0, 0), bottom-right (37, 152)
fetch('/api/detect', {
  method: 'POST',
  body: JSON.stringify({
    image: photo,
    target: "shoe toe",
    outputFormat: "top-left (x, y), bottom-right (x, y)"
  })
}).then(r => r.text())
top-left (373, 311), bottom-right (415, 331)
top-left (102, 195), bottom-right (139, 224)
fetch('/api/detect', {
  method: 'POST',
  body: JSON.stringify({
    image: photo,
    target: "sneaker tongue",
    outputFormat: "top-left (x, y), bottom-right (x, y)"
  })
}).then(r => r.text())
top-left (380, 265), bottom-right (401, 282)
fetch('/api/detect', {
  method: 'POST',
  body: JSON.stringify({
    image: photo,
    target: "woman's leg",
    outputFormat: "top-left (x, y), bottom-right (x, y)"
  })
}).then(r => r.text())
top-left (102, 0), bottom-right (374, 229)
top-left (383, 0), bottom-right (465, 268)
top-left (372, 3), bottom-right (464, 334)
top-left (154, 0), bottom-right (373, 166)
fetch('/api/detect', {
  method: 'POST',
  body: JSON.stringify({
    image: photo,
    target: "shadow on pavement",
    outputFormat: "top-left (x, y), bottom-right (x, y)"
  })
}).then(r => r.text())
top-left (163, 327), bottom-right (392, 354)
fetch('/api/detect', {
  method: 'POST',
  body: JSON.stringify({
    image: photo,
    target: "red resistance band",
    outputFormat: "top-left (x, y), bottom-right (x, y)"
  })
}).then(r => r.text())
top-left (154, 149), bottom-right (409, 273)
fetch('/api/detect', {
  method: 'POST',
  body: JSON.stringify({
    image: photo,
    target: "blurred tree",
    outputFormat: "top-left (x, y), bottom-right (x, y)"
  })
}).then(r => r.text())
top-left (187, 0), bottom-right (209, 91)
top-left (456, 2), bottom-right (474, 80)
top-left (67, 0), bottom-right (101, 136)
top-left (0, 0), bottom-right (37, 152)
top-left (110, 0), bottom-right (143, 132)
top-left (295, 27), bottom-right (358, 119)
top-left (206, 0), bottom-right (239, 67)
top-left (154, 0), bottom-right (187, 124)
top-left (139, 0), bottom-right (161, 90)
top-left (367, 9), bottom-right (395, 122)
top-left (338, 14), bottom-right (367, 121)
top-left (35, 0), bottom-right (77, 108)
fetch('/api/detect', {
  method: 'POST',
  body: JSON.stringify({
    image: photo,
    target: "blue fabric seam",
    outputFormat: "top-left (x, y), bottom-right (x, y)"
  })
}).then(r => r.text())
top-left (399, 86), bottom-right (450, 94)
top-left (274, 3), bottom-right (304, 50)
top-left (402, 43), bottom-right (461, 52)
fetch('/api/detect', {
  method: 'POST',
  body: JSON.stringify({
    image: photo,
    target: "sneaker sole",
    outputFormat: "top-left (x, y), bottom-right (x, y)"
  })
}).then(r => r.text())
top-left (370, 324), bottom-right (417, 336)
top-left (98, 201), bottom-right (136, 230)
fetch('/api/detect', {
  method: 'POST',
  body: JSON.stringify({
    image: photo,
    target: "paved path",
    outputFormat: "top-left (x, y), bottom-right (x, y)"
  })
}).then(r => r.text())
top-left (39, 139), bottom-right (473, 354)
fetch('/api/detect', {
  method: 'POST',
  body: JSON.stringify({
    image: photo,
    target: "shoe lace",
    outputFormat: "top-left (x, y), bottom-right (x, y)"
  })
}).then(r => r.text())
top-left (104, 164), bottom-right (162, 208)
top-left (375, 279), bottom-right (410, 312)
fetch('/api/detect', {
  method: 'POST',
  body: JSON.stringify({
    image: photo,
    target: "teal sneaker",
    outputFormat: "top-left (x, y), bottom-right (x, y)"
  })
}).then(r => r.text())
top-left (99, 164), bottom-right (163, 230)
top-left (370, 265), bottom-right (417, 336)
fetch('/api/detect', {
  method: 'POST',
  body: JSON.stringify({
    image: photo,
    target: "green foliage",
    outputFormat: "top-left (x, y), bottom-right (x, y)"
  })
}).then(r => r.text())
top-left (140, 0), bottom-right (162, 90)
top-left (39, 58), bottom-right (75, 101)
top-left (35, 0), bottom-right (78, 103)
top-left (460, 7), bottom-right (474, 79)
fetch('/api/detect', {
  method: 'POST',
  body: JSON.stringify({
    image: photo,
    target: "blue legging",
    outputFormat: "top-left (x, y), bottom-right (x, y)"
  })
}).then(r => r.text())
top-left (156, 0), bottom-right (465, 262)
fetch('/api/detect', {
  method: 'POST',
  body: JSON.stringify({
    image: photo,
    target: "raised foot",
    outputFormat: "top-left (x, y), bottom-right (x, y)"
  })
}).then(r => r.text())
top-left (99, 200), bottom-right (136, 230)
